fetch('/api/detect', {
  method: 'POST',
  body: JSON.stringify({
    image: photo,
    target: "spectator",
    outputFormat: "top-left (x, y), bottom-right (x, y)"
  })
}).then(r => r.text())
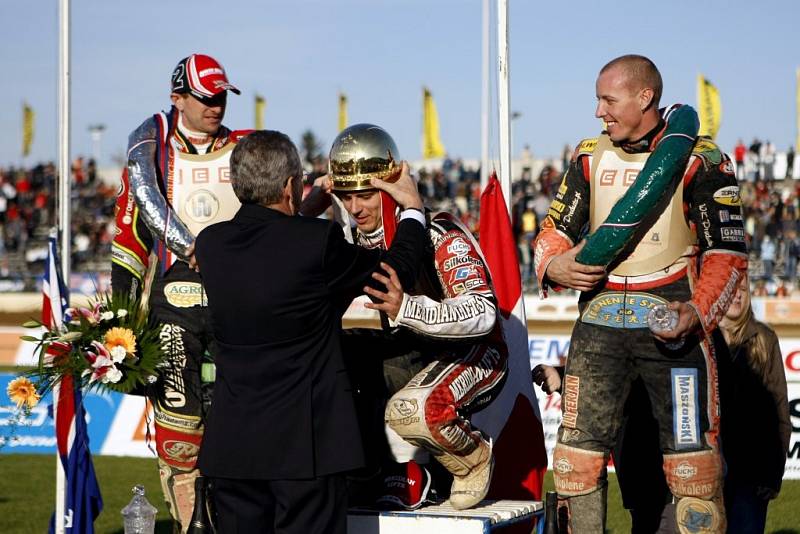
top-left (761, 234), bottom-right (776, 279)
top-left (763, 140), bottom-right (776, 181)
top-left (718, 274), bottom-right (790, 533)
top-left (734, 139), bottom-right (746, 180)
top-left (785, 229), bottom-right (800, 284)
top-left (787, 145), bottom-right (795, 179)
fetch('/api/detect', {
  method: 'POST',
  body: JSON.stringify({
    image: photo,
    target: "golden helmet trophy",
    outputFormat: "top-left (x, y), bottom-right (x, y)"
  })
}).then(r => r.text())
top-left (329, 123), bottom-right (401, 192)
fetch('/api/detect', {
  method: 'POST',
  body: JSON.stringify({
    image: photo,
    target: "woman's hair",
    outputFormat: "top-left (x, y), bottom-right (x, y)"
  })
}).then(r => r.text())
top-left (720, 274), bottom-right (770, 376)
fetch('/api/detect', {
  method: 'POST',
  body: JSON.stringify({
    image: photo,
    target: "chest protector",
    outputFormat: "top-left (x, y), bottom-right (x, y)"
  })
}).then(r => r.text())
top-left (169, 143), bottom-right (241, 238)
top-left (589, 135), bottom-right (694, 276)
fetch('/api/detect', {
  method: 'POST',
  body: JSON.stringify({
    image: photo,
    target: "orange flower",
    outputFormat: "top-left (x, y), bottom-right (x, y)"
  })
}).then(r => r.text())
top-left (7, 377), bottom-right (40, 410)
top-left (104, 327), bottom-right (137, 356)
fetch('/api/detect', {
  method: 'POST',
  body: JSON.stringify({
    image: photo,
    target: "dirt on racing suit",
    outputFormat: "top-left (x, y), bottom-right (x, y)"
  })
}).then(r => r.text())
top-left (533, 109), bottom-right (748, 533)
top-left (354, 211), bottom-right (508, 486)
top-left (112, 106), bottom-right (249, 530)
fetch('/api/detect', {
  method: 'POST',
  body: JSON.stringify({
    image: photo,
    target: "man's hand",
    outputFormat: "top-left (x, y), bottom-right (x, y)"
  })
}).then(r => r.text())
top-left (299, 174), bottom-right (333, 217)
top-left (363, 262), bottom-right (405, 321)
top-left (532, 364), bottom-right (563, 395)
top-left (371, 162), bottom-right (423, 211)
top-left (544, 240), bottom-right (605, 291)
top-left (313, 174), bottom-right (332, 193)
top-left (651, 301), bottom-right (701, 343)
top-left (187, 242), bottom-right (199, 272)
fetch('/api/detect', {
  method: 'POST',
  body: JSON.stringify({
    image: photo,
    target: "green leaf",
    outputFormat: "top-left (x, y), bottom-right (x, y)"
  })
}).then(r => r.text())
top-left (19, 336), bottom-right (41, 342)
top-left (22, 321), bottom-right (42, 328)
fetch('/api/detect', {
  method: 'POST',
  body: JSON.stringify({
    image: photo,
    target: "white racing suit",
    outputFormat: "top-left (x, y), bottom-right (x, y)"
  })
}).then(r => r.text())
top-left (353, 211), bottom-right (508, 496)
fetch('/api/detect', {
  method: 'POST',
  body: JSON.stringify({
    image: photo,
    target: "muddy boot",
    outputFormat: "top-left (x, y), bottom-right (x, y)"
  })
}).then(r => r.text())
top-left (434, 439), bottom-right (493, 510)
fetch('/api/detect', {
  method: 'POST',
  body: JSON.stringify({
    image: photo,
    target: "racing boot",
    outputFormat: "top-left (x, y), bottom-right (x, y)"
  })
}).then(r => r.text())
top-left (434, 439), bottom-right (494, 510)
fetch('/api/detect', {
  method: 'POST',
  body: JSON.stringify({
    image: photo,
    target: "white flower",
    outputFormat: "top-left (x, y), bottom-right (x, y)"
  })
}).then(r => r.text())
top-left (116, 309), bottom-right (128, 318)
top-left (101, 365), bottom-right (123, 384)
top-left (100, 311), bottom-right (115, 321)
top-left (110, 345), bottom-right (127, 363)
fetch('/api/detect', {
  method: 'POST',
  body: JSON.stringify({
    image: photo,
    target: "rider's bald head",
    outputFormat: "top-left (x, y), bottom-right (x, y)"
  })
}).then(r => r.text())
top-left (599, 55), bottom-right (662, 109)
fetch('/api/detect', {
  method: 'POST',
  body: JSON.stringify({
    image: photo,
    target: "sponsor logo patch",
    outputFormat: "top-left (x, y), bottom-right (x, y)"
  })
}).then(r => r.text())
top-left (712, 185), bottom-right (741, 206)
top-left (446, 237), bottom-right (470, 257)
top-left (553, 457), bottom-right (573, 474)
top-left (718, 210), bottom-right (729, 223)
top-left (561, 375), bottom-right (580, 428)
top-left (720, 227), bottom-right (745, 242)
top-left (164, 282), bottom-right (208, 308)
top-left (672, 368), bottom-right (700, 449)
top-left (581, 291), bottom-right (667, 329)
top-left (163, 440), bottom-right (200, 463)
top-left (719, 161), bottom-right (735, 175)
top-left (674, 461), bottom-right (698, 481)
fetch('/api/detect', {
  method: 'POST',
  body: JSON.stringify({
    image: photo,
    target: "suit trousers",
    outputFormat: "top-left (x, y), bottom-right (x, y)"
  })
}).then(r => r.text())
top-left (212, 474), bottom-right (347, 534)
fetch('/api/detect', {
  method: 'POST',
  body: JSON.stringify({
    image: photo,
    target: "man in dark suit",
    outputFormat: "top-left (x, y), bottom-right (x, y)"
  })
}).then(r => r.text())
top-left (194, 130), bottom-right (427, 534)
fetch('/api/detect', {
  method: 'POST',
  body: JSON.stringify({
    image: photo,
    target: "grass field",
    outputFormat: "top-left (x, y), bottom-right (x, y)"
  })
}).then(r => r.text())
top-left (0, 455), bottom-right (798, 533)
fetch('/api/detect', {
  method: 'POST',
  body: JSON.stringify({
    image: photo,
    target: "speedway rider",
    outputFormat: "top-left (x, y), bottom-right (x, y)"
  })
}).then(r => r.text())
top-left (321, 124), bottom-right (507, 510)
top-left (533, 55), bottom-right (748, 533)
top-left (111, 53), bottom-right (248, 531)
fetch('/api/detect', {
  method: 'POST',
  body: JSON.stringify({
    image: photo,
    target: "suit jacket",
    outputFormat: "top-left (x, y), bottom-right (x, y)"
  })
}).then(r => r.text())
top-left (195, 203), bottom-right (426, 480)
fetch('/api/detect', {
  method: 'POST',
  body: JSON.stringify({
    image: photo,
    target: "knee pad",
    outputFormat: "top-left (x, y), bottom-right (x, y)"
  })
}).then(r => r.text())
top-left (663, 450), bottom-right (722, 500)
top-left (158, 460), bottom-right (199, 532)
top-left (552, 443), bottom-right (607, 497)
top-left (675, 497), bottom-right (723, 534)
top-left (385, 388), bottom-right (433, 445)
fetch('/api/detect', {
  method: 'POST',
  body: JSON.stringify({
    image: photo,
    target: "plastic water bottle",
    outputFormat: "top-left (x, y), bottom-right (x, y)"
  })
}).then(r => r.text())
top-left (647, 305), bottom-right (685, 350)
top-left (121, 485), bottom-right (157, 534)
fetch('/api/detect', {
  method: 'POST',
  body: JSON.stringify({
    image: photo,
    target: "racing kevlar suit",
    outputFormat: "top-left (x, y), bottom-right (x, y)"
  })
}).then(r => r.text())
top-left (533, 109), bottom-right (748, 533)
top-left (112, 106), bottom-right (249, 530)
top-left (353, 211), bottom-right (507, 499)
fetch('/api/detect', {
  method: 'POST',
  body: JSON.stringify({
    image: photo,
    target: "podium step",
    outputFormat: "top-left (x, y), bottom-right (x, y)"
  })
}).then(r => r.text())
top-left (348, 499), bottom-right (543, 533)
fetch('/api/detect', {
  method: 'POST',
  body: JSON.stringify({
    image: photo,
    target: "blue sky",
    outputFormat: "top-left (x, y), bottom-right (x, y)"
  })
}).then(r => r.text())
top-left (1, 0), bottom-right (796, 169)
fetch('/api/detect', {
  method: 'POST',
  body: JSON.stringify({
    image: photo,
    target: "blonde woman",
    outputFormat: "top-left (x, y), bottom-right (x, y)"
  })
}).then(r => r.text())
top-left (718, 273), bottom-right (791, 533)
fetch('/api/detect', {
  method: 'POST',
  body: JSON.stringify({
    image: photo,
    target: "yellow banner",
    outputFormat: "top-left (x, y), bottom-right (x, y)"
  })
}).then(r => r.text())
top-left (338, 93), bottom-right (347, 132)
top-left (422, 87), bottom-right (446, 159)
top-left (697, 75), bottom-right (721, 139)
top-left (254, 94), bottom-right (266, 130)
top-left (22, 103), bottom-right (34, 157)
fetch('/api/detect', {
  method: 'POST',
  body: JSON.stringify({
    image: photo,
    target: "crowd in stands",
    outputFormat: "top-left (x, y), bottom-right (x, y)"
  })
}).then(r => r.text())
top-left (1, 144), bottom-right (799, 297)
top-left (0, 158), bottom-right (116, 291)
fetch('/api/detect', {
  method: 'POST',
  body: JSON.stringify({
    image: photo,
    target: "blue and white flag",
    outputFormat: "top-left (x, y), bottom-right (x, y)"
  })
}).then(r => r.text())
top-left (44, 235), bottom-right (104, 533)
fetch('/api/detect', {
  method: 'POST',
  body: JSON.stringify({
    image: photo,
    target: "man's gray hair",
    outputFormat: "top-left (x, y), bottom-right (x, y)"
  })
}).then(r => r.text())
top-left (230, 130), bottom-right (303, 205)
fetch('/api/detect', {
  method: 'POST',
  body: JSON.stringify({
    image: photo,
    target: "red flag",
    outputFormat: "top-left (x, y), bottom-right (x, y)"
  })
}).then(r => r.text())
top-left (475, 172), bottom-right (547, 501)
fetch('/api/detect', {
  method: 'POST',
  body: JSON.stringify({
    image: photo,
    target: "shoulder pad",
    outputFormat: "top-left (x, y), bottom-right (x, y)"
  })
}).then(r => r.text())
top-left (571, 137), bottom-right (598, 161)
top-left (692, 137), bottom-right (723, 167)
top-left (230, 129), bottom-right (254, 142)
top-left (430, 212), bottom-right (460, 233)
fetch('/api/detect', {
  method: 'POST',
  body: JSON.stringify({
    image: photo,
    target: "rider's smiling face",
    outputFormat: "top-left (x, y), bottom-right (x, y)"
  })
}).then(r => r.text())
top-left (595, 65), bottom-right (653, 143)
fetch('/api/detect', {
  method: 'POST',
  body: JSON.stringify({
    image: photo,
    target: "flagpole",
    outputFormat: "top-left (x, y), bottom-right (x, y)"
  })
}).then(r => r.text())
top-left (480, 0), bottom-right (490, 190)
top-left (497, 0), bottom-right (512, 217)
top-left (56, 0), bottom-right (70, 531)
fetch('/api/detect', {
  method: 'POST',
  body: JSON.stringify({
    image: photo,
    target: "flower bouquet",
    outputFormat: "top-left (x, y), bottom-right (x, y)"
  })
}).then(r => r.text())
top-left (19, 293), bottom-right (165, 398)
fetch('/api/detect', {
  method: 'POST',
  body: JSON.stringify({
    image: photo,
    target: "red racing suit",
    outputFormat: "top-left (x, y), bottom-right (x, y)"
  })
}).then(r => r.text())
top-left (361, 212), bottom-right (508, 465)
top-left (533, 109), bottom-right (748, 532)
top-left (112, 105), bottom-right (249, 528)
